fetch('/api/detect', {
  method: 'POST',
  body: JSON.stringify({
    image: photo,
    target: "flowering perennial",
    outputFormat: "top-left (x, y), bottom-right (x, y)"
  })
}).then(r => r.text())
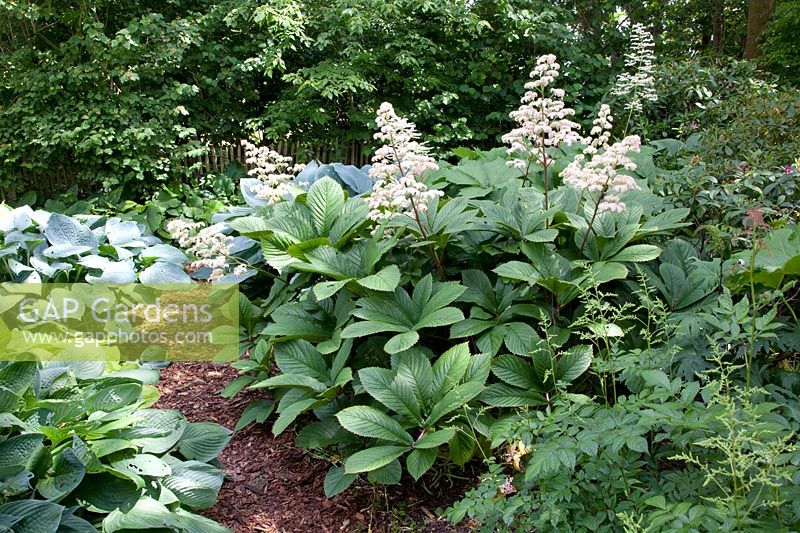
top-left (166, 219), bottom-right (242, 281)
top-left (241, 139), bottom-right (304, 205)
top-left (502, 54), bottom-right (582, 172)
top-left (367, 102), bottom-right (442, 223)
top-left (611, 23), bottom-right (658, 113)
top-left (561, 105), bottom-right (642, 214)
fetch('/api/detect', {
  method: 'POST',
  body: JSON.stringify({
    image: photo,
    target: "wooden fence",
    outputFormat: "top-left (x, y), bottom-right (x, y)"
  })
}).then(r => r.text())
top-left (182, 139), bottom-right (371, 177)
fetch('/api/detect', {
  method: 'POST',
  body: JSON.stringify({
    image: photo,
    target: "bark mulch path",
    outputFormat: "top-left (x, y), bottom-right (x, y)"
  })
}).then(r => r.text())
top-left (155, 362), bottom-right (473, 533)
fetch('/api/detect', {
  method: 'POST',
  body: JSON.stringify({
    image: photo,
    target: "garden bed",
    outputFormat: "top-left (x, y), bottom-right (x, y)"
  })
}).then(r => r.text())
top-left (155, 363), bottom-right (468, 532)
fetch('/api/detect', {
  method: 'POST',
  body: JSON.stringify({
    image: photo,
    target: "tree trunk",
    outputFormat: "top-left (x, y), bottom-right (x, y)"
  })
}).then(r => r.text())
top-left (711, 0), bottom-right (725, 53)
top-left (744, 0), bottom-right (775, 58)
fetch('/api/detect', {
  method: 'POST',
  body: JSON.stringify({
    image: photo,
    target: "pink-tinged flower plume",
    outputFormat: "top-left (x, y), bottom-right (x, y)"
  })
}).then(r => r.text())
top-left (367, 103), bottom-right (442, 223)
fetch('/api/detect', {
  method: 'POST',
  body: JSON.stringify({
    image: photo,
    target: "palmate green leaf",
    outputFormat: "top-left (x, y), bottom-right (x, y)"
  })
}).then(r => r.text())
top-left (481, 383), bottom-right (546, 407)
top-left (384, 330), bottom-right (420, 354)
top-left (431, 343), bottom-right (470, 399)
top-left (491, 355), bottom-right (538, 389)
top-left (306, 177), bottom-right (345, 234)
top-left (235, 399), bottom-right (275, 431)
top-left (344, 445), bottom-right (409, 474)
top-left (272, 398), bottom-right (318, 436)
top-left (341, 320), bottom-right (408, 338)
top-left (359, 367), bottom-right (422, 423)
top-left (414, 428), bottom-right (456, 449)
top-left (609, 244), bottom-right (661, 263)
top-left (414, 306), bottom-right (464, 329)
top-left (503, 322), bottom-right (541, 356)
top-left (557, 345), bottom-right (593, 383)
top-left (314, 279), bottom-right (351, 300)
top-left (324, 466), bottom-right (357, 497)
top-left (406, 448), bottom-right (437, 481)
top-left (357, 264), bottom-right (401, 292)
top-left (336, 406), bottom-right (414, 445)
top-left (367, 459), bottom-right (402, 485)
top-left (424, 381), bottom-right (484, 426)
top-left (274, 340), bottom-right (329, 381)
top-left (493, 261), bottom-right (540, 284)
top-left (250, 373), bottom-right (328, 392)
top-left (178, 423), bottom-right (232, 462)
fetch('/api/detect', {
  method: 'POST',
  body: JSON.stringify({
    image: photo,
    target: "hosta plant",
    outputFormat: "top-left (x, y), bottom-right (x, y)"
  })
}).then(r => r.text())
top-left (0, 360), bottom-right (231, 532)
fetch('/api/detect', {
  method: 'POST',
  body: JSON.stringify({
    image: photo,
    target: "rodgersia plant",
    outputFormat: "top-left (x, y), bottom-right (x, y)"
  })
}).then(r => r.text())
top-left (167, 219), bottom-right (246, 281)
top-left (367, 102), bottom-right (444, 272)
top-left (367, 102), bottom-right (442, 223)
top-left (502, 54), bottom-right (582, 209)
top-left (612, 23), bottom-right (658, 125)
top-left (241, 139), bottom-right (305, 204)
top-left (561, 104), bottom-right (642, 251)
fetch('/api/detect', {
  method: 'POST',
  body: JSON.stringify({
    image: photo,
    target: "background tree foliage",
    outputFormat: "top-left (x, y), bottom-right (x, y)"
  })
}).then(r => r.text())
top-left (0, 0), bottom-right (795, 200)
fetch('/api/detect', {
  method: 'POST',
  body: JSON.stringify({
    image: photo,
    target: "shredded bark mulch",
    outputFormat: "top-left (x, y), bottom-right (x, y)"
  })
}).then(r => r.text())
top-left (155, 362), bottom-right (473, 533)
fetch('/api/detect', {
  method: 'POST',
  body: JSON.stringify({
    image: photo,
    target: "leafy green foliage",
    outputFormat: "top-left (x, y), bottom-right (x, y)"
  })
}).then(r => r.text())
top-left (0, 361), bottom-right (230, 531)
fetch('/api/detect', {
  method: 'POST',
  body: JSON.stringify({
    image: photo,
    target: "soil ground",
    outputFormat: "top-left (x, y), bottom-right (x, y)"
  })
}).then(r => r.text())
top-left (155, 362), bottom-right (473, 532)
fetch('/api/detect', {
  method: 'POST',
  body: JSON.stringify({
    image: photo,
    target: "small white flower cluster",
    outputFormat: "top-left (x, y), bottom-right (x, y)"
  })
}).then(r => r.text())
top-left (167, 220), bottom-right (246, 282)
top-left (611, 23), bottom-right (658, 113)
top-left (561, 106), bottom-right (642, 213)
top-left (502, 54), bottom-right (583, 171)
top-left (367, 102), bottom-right (442, 222)
top-left (241, 139), bottom-right (304, 205)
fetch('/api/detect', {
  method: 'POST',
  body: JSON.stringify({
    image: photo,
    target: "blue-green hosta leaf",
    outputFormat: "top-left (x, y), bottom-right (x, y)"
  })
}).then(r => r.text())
top-left (85, 260), bottom-right (137, 283)
top-left (178, 423), bottom-right (232, 462)
top-left (0, 500), bottom-right (63, 533)
top-left (336, 405), bottom-right (414, 445)
top-left (139, 244), bottom-right (188, 264)
top-left (0, 434), bottom-right (45, 475)
top-left (162, 461), bottom-right (224, 510)
top-left (43, 213), bottom-right (98, 251)
top-left (105, 219), bottom-right (147, 247)
top-left (73, 474), bottom-right (139, 513)
top-left (110, 453), bottom-right (172, 479)
top-left (324, 466), bottom-right (357, 497)
top-left (139, 261), bottom-right (192, 284)
top-left (36, 448), bottom-right (85, 501)
top-left (240, 178), bottom-right (270, 208)
top-left (344, 446), bottom-right (409, 474)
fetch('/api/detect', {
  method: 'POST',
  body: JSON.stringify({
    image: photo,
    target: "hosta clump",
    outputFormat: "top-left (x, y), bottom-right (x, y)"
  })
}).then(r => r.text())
top-left (0, 361), bottom-right (231, 532)
top-left (0, 204), bottom-right (190, 283)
